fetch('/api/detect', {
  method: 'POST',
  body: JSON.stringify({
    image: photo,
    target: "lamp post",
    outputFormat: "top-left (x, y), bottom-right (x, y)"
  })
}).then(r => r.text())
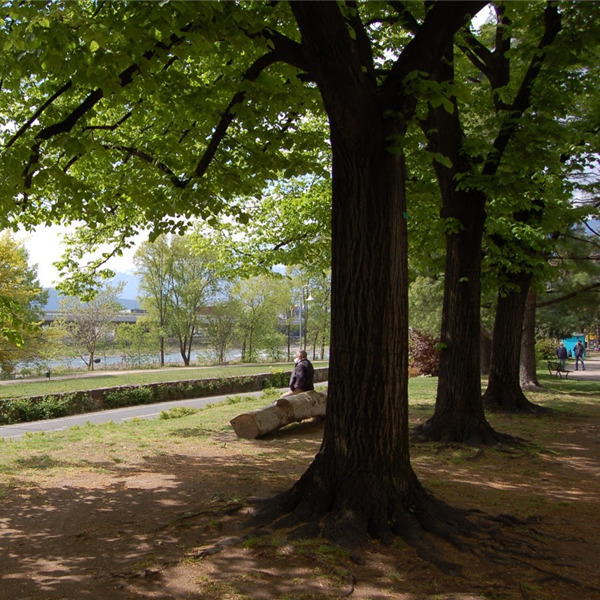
top-left (299, 285), bottom-right (313, 350)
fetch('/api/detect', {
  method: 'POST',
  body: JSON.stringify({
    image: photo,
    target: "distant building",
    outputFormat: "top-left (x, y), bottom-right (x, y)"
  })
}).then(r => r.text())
top-left (562, 334), bottom-right (586, 357)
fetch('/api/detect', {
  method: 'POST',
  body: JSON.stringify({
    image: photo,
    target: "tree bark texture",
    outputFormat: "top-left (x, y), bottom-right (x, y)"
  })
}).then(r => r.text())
top-left (480, 328), bottom-right (492, 376)
top-left (412, 46), bottom-right (500, 445)
top-left (482, 273), bottom-right (544, 412)
top-left (252, 2), bottom-right (487, 556)
top-left (413, 186), bottom-right (501, 444)
top-left (520, 288), bottom-right (542, 389)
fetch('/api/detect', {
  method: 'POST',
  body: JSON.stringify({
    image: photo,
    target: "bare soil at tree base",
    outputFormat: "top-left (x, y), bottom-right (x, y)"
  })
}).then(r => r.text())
top-left (0, 385), bottom-right (598, 600)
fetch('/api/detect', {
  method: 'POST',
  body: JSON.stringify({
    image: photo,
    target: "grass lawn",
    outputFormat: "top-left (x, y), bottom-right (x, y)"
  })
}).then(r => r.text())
top-left (0, 371), bottom-right (599, 599)
top-left (0, 361), bottom-right (329, 399)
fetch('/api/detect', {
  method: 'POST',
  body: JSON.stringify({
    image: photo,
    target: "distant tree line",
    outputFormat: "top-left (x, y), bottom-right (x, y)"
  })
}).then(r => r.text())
top-left (0, 232), bottom-right (332, 376)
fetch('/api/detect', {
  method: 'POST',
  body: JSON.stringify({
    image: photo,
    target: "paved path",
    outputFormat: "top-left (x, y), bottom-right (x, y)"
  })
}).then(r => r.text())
top-left (561, 352), bottom-right (600, 381)
top-left (0, 389), bottom-right (267, 440)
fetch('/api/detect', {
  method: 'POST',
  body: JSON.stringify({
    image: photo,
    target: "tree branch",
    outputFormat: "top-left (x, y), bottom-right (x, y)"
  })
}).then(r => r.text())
top-left (191, 50), bottom-right (283, 180)
top-left (482, 2), bottom-right (562, 176)
top-left (381, 1), bottom-right (487, 103)
top-left (20, 25), bottom-right (194, 187)
top-left (536, 282), bottom-right (600, 308)
top-left (102, 143), bottom-right (187, 188)
top-left (82, 110), bottom-right (133, 132)
top-left (4, 81), bottom-right (73, 150)
top-left (387, 1), bottom-right (420, 34)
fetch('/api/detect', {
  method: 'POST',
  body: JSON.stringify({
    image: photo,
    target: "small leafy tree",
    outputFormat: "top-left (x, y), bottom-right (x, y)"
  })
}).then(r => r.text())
top-left (233, 275), bottom-right (287, 363)
top-left (167, 236), bottom-right (221, 366)
top-left (114, 321), bottom-right (159, 367)
top-left (135, 236), bottom-right (173, 366)
top-left (202, 299), bottom-right (240, 364)
top-left (54, 284), bottom-right (123, 370)
top-left (0, 232), bottom-right (47, 376)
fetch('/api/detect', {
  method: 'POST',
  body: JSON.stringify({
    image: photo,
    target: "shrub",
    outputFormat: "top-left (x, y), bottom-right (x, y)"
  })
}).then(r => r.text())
top-left (0, 394), bottom-right (74, 424)
top-left (104, 386), bottom-right (154, 409)
top-left (37, 396), bottom-right (72, 419)
top-left (265, 369), bottom-right (289, 389)
top-left (225, 395), bottom-right (246, 405)
top-left (409, 329), bottom-right (441, 376)
top-left (0, 398), bottom-right (38, 424)
top-left (536, 338), bottom-right (559, 361)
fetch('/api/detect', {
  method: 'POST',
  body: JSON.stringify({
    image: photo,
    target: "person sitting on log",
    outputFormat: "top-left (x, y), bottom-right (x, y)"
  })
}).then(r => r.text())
top-left (282, 349), bottom-right (315, 397)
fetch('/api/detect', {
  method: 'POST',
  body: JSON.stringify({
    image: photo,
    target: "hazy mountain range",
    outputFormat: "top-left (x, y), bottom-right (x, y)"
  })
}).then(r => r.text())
top-left (43, 271), bottom-right (141, 311)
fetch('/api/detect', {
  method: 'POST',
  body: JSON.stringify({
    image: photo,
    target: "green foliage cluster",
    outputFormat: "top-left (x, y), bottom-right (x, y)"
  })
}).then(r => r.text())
top-left (104, 375), bottom-right (260, 409)
top-left (159, 406), bottom-right (200, 420)
top-left (104, 386), bottom-right (154, 409)
top-left (0, 393), bottom-right (89, 425)
top-left (262, 369), bottom-right (288, 389)
top-left (535, 338), bottom-right (559, 361)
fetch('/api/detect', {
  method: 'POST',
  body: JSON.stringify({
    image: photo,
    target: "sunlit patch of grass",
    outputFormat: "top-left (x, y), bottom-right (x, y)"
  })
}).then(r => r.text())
top-left (388, 569), bottom-right (404, 582)
top-left (160, 406), bottom-right (201, 419)
top-left (292, 538), bottom-right (352, 564)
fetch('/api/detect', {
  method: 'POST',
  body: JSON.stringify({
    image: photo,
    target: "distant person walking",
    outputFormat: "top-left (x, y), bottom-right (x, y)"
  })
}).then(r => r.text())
top-left (282, 349), bottom-right (315, 397)
top-left (556, 342), bottom-right (568, 369)
top-left (574, 340), bottom-right (586, 371)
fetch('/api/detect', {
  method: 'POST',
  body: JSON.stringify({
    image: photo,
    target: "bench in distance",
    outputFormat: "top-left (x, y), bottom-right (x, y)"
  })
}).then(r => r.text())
top-left (547, 361), bottom-right (572, 379)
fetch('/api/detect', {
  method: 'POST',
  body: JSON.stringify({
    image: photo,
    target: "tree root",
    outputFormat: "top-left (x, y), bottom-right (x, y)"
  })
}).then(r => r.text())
top-left (305, 551), bottom-right (356, 596)
top-left (248, 474), bottom-right (479, 576)
top-left (412, 418), bottom-right (524, 448)
top-left (186, 535), bottom-right (247, 559)
top-left (157, 502), bottom-right (245, 531)
top-left (483, 387), bottom-right (550, 415)
top-left (169, 487), bottom-right (598, 600)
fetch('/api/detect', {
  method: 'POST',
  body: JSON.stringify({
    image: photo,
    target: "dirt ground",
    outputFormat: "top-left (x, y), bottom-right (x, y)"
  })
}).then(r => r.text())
top-left (0, 377), bottom-right (599, 600)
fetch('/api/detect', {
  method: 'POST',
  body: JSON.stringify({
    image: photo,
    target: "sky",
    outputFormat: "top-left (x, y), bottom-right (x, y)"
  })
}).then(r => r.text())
top-left (17, 224), bottom-right (141, 293)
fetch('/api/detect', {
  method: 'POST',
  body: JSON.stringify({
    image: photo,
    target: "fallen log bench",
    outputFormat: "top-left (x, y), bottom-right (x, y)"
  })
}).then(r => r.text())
top-left (230, 390), bottom-right (327, 439)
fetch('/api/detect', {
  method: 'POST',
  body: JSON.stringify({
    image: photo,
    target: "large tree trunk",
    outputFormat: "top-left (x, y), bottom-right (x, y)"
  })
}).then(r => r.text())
top-left (482, 273), bottom-right (544, 412)
top-left (520, 288), bottom-right (542, 389)
top-left (412, 46), bottom-right (501, 446)
top-left (252, 3), bottom-right (484, 559)
top-left (480, 327), bottom-right (492, 375)
top-left (270, 111), bottom-right (424, 550)
top-left (415, 191), bottom-right (501, 444)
